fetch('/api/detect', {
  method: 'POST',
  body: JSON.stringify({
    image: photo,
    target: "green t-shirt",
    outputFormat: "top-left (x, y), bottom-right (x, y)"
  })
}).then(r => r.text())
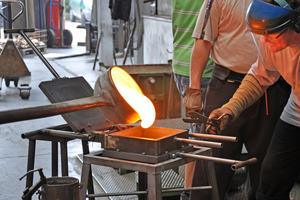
top-left (172, 0), bottom-right (212, 78)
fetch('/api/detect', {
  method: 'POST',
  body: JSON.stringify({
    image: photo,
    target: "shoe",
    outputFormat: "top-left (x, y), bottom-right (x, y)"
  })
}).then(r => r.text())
top-left (181, 191), bottom-right (190, 200)
top-left (228, 167), bottom-right (247, 191)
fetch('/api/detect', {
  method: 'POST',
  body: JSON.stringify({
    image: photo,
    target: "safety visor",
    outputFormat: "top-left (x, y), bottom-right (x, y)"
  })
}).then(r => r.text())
top-left (246, 0), bottom-right (300, 35)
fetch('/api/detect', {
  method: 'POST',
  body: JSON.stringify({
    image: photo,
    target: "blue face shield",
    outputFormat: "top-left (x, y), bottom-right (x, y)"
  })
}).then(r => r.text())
top-left (246, 0), bottom-right (300, 34)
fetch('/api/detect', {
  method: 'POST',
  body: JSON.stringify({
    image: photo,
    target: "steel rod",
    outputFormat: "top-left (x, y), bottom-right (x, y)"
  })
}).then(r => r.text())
top-left (86, 186), bottom-right (212, 198)
top-left (0, 96), bottom-right (112, 125)
top-left (41, 129), bottom-right (93, 140)
top-left (174, 137), bottom-right (223, 148)
top-left (19, 30), bottom-right (61, 79)
top-left (190, 133), bottom-right (238, 142)
top-left (231, 158), bottom-right (257, 170)
top-left (21, 130), bottom-right (41, 139)
top-left (176, 152), bottom-right (257, 171)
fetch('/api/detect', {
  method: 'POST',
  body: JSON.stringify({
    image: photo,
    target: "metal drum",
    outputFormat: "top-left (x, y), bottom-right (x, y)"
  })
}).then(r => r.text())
top-left (40, 177), bottom-right (79, 200)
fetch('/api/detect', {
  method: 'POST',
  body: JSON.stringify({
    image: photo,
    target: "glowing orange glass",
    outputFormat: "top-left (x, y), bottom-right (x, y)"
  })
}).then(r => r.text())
top-left (111, 67), bottom-right (156, 128)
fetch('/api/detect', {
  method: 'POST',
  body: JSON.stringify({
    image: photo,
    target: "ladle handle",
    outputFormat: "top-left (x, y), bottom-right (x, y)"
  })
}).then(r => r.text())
top-left (0, 96), bottom-right (112, 125)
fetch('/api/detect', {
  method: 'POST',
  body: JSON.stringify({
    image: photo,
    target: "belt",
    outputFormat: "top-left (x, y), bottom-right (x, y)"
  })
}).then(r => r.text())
top-left (212, 64), bottom-right (246, 82)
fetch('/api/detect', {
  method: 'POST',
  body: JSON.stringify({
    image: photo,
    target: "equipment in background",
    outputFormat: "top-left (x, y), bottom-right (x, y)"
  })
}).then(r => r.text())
top-left (0, 0), bottom-right (31, 99)
top-left (46, 0), bottom-right (73, 47)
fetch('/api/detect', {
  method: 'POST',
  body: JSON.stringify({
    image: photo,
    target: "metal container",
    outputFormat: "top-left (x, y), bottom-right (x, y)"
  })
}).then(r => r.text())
top-left (40, 177), bottom-right (79, 200)
top-left (94, 66), bottom-right (141, 125)
top-left (103, 126), bottom-right (189, 156)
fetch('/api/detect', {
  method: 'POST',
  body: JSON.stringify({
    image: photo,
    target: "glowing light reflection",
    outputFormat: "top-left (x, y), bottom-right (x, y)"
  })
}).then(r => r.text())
top-left (111, 67), bottom-right (156, 128)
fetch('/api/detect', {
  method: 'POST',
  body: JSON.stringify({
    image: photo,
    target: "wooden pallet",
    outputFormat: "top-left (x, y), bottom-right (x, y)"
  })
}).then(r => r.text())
top-left (18, 45), bottom-right (47, 57)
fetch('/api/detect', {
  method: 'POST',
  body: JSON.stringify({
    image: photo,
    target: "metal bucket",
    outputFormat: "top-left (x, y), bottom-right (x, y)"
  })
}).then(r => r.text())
top-left (94, 66), bottom-right (141, 125)
top-left (40, 177), bottom-right (79, 200)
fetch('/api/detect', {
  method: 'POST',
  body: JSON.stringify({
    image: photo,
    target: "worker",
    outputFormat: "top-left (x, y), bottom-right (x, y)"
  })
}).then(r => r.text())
top-left (171, 1), bottom-right (213, 199)
top-left (183, 0), bottom-right (291, 199)
top-left (206, 0), bottom-right (300, 199)
top-left (172, 0), bottom-right (213, 114)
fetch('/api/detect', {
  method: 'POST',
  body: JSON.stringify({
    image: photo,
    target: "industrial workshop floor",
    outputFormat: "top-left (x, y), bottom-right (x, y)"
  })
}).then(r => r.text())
top-left (1, 21), bottom-right (300, 200)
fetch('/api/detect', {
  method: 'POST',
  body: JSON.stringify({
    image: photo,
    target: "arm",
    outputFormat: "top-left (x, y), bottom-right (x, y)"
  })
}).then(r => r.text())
top-left (222, 74), bottom-right (268, 121)
top-left (190, 38), bottom-right (212, 89)
top-left (207, 74), bottom-right (269, 134)
top-left (183, 39), bottom-right (212, 114)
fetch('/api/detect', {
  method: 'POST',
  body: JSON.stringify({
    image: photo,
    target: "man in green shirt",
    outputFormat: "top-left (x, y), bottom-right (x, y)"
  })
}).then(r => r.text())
top-left (171, 1), bottom-right (212, 199)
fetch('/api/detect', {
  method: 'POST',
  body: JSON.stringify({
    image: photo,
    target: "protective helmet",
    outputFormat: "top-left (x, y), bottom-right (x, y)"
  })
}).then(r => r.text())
top-left (246, 0), bottom-right (300, 34)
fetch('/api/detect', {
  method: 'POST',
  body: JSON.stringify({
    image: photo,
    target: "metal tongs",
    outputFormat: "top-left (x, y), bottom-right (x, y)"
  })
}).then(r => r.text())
top-left (182, 111), bottom-right (224, 126)
top-left (182, 111), bottom-right (227, 134)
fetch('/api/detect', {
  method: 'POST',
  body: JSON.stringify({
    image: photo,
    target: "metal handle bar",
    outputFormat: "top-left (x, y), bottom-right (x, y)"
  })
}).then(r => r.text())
top-left (190, 133), bottom-right (238, 142)
top-left (19, 168), bottom-right (44, 181)
top-left (0, 0), bottom-right (24, 23)
top-left (5, 28), bottom-right (35, 34)
top-left (174, 137), bottom-right (223, 148)
top-left (175, 152), bottom-right (257, 171)
top-left (4, 29), bottom-right (61, 78)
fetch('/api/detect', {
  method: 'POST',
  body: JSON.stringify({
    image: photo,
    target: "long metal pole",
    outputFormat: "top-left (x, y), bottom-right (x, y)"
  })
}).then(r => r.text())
top-left (59, 0), bottom-right (64, 46)
top-left (41, 129), bottom-right (93, 140)
top-left (176, 152), bottom-right (257, 171)
top-left (190, 133), bottom-right (238, 142)
top-left (174, 137), bottom-right (223, 148)
top-left (0, 96), bottom-right (112, 124)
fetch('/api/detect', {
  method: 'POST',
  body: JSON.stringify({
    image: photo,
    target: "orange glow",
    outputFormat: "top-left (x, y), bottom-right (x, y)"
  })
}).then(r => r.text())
top-left (111, 67), bottom-right (156, 128)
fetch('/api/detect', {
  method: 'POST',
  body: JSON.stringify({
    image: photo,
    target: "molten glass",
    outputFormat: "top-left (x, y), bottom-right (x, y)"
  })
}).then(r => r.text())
top-left (111, 67), bottom-right (156, 128)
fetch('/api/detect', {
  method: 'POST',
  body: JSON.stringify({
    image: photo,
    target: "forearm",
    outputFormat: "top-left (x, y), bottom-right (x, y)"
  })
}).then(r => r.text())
top-left (190, 39), bottom-right (212, 89)
top-left (222, 74), bottom-right (268, 121)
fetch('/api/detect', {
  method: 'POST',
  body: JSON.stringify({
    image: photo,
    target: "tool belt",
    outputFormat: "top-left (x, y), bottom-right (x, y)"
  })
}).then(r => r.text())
top-left (212, 64), bottom-right (246, 82)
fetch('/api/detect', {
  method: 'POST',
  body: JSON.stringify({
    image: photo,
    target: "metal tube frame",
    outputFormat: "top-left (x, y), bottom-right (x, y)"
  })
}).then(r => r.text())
top-left (190, 133), bottom-right (238, 142)
top-left (176, 152), bottom-right (257, 171)
top-left (174, 137), bottom-right (223, 148)
top-left (79, 147), bottom-right (220, 200)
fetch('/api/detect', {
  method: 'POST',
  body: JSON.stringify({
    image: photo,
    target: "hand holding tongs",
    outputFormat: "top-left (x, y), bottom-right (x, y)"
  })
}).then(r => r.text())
top-left (182, 111), bottom-right (223, 126)
top-left (182, 111), bottom-right (227, 134)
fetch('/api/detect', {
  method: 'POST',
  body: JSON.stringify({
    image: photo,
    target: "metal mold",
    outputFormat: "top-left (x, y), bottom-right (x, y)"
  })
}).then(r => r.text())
top-left (103, 126), bottom-right (190, 156)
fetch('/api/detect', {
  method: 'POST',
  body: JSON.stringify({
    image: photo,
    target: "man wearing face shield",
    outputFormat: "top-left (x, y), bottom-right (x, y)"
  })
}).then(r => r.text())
top-left (206, 0), bottom-right (300, 199)
top-left (183, 0), bottom-right (291, 199)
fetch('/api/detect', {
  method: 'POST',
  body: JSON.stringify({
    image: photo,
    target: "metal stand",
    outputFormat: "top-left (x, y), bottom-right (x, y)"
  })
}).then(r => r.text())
top-left (22, 124), bottom-right (95, 200)
top-left (79, 147), bottom-right (220, 200)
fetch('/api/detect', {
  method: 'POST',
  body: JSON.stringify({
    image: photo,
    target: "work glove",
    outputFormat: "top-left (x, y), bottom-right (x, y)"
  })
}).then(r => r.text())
top-left (183, 86), bottom-right (204, 115)
top-left (205, 107), bottom-right (233, 135)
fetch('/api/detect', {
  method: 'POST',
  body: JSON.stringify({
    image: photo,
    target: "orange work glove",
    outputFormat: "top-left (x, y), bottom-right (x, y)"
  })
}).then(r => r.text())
top-left (183, 86), bottom-right (204, 114)
top-left (206, 74), bottom-right (267, 135)
top-left (205, 107), bottom-right (233, 135)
